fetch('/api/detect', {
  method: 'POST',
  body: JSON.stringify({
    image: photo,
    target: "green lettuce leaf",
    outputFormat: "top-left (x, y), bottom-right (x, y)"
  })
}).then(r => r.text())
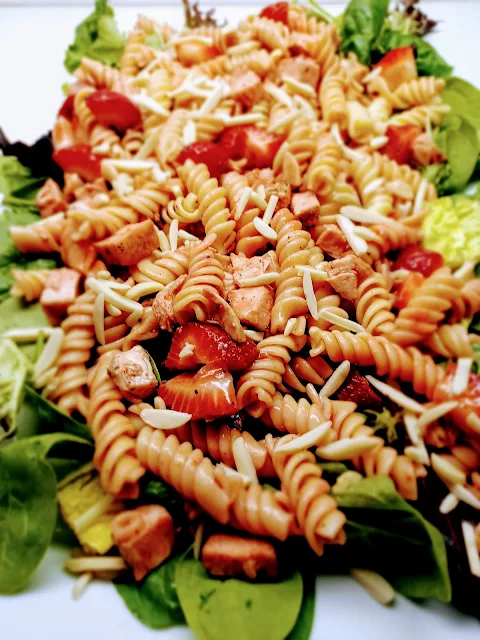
top-left (334, 476), bottom-right (451, 602)
top-left (286, 573), bottom-right (316, 640)
top-left (176, 559), bottom-right (303, 640)
top-left (0, 339), bottom-right (32, 441)
top-left (64, 0), bottom-right (126, 74)
top-left (339, 0), bottom-right (389, 64)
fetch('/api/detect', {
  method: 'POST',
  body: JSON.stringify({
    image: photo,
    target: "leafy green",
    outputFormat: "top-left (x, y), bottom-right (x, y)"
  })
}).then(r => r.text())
top-left (383, 0), bottom-right (437, 38)
top-left (307, 0), bottom-right (335, 25)
top-left (364, 407), bottom-right (402, 443)
top-left (443, 77), bottom-right (480, 134)
top-left (318, 462), bottom-right (350, 484)
top-left (339, 0), bottom-right (389, 64)
top-left (144, 32), bottom-right (164, 49)
top-left (0, 339), bottom-right (31, 441)
top-left (0, 299), bottom-right (50, 361)
top-left (286, 573), bottom-right (316, 640)
top-left (145, 349), bottom-right (161, 384)
top-left (334, 476), bottom-right (451, 602)
top-left (472, 344), bottom-right (480, 373)
top-left (115, 555), bottom-right (186, 629)
top-left (0, 446), bottom-right (57, 594)
top-left (176, 559), bottom-right (303, 640)
top-left (64, 0), bottom-right (126, 74)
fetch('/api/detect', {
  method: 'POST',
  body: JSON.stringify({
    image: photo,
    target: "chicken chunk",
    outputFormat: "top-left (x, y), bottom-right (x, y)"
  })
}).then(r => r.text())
top-left (325, 255), bottom-right (373, 301)
top-left (202, 534), bottom-right (278, 580)
top-left (316, 224), bottom-right (349, 258)
top-left (246, 168), bottom-right (274, 186)
top-left (250, 177), bottom-right (292, 210)
top-left (278, 56), bottom-right (320, 89)
top-left (40, 268), bottom-right (81, 324)
top-left (152, 275), bottom-right (187, 332)
top-left (227, 69), bottom-right (263, 109)
top-left (111, 505), bottom-right (175, 581)
top-left (291, 191), bottom-right (321, 226)
top-left (94, 220), bottom-right (159, 266)
top-left (230, 251), bottom-right (279, 286)
top-left (108, 345), bottom-right (158, 402)
top-left (228, 285), bottom-right (274, 331)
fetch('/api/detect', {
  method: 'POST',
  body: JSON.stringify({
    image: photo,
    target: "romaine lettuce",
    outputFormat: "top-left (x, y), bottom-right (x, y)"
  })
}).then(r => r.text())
top-left (0, 339), bottom-right (31, 441)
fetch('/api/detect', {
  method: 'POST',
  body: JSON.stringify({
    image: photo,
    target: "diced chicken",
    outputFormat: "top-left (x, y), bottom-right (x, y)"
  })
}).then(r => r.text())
top-left (231, 251), bottom-right (279, 286)
top-left (325, 255), bottom-right (373, 301)
top-left (152, 275), bottom-right (187, 332)
top-left (94, 220), bottom-right (159, 266)
top-left (291, 191), bottom-right (320, 226)
top-left (316, 224), bottom-right (349, 258)
top-left (202, 534), bottom-right (278, 580)
top-left (228, 285), bottom-right (274, 331)
top-left (226, 69), bottom-right (264, 109)
top-left (249, 175), bottom-right (292, 210)
top-left (40, 268), bottom-right (81, 324)
top-left (108, 345), bottom-right (158, 402)
top-left (246, 168), bottom-right (274, 186)
top-left (111, 505), bottom-right (175, 581)
top-left (278, 56), bottom-right (320, 89)
top-left (411, 133), bottom-right (447, 167)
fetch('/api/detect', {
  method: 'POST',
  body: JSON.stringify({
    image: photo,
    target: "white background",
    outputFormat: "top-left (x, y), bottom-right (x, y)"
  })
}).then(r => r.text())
top-left (0, 2), bottom-right (479, 639)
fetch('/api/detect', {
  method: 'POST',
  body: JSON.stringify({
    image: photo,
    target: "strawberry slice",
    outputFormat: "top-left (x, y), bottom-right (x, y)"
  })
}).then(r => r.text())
top-left (393, 245), bottom-right (444, 278)
top-left (434, 365), bottom-right (480, 437)
top-left (381, 125), bottom-right (422, 166)
top-left (52, 144), bottom-right (101, 181)
top-left (375, 46), bottom-right (417, 91)
top-left (164, 322), bottom-right (258, 371)
top-left (336, 371), bottom-right (382, 409)
top-left (219, 126), bottom-right (248, 160)
top-left (242, 126), bottom-right (284, 169)
top-left (158, 364), bottom-right (238, 420)
top-left (177, 141), bottom-right (230, 179)
top-left (393, 271), bottom-right (424, 310)
top-left (58, 94), bottom-right (75, 121)
top-left (260, 2), bottom-right (289, 25)
top-left (86, 90), bottom-right (142, 132)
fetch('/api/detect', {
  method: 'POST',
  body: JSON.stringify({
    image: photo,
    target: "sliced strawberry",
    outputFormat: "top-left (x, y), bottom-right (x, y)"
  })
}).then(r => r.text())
top-left (158, 364), bottom-right (238, 420)
top-left (260, 2), bottom-right (289, 25)
top-left (58, 94), bottom-right (75, 121)
top-left (86, 90), bottom-right (142, 132)
top-left (242, 126), bottom-right (284, 169)
top-left (336, 371), bottom-right (382, 409)
top-left (393, 271), bottom-right (424, 310)
top-left (164, 322), bottom-right (258, 371)
top-left (381, 125), bottom-right (422, 166)
top-left (52, 144), bottom-right (101, 181)
top-left (177, 141), bottom-right (230, 179)
top-left (434, 365), bottom-right (480, 437)
top-left (375, 46), bottom-right (417, 91)
top-left (393, 245), bottom-right (444, 278)
top-left (219, 126), bottom-right (248, 159)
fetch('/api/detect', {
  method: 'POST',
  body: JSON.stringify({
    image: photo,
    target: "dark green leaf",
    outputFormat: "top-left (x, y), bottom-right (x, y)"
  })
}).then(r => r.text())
top-left (0, 339), bottom-right (31, 441)
top-left (145, 349), bottom-right (161, 384)
top-left (64, 0), bottom-right (126, 73)
top-left (0, 447), bottom-right (57, 593)
top-left (318, 462), bottom-right (350, 484)
top-left (286, 572), bottom-right (316, 640)
top-left (176, 558), bottom-right (303, 640)
top-left (334, 476), bottom-right (451, 602)
top-left (115, 554), bottom-right (186, 629)
top-left (340, 0), bottom-right (389, 64)
top-left (144, 32), bottom-right (164, 49)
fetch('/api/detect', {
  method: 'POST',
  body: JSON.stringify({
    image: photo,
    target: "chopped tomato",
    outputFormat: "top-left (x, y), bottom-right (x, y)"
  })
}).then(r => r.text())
top-left (158, 364), bottom-right (238, 420)
top-left (58, 94), bottom-right (75, 121)
top-left (260, 2), bottom-right (289, 25)
top-left (85, 90), bottom-right (142, 132)
top-left (336, 371), bottom-right (382, 409)
top-left (434, 364), bottom-right (480, 437)
top-left (177, 141), bottom-right (230, 179)
top-left (394, 271), bottom-right (424, 310)
top-left (164, 322), bottom-right (258, 371)
top-left (381, 125), bottom-right (422, 166)
top-left (374, 46), bottom-right (417, 91)
top-left (52, 144), bottom-right (101, 181)
top-left (242, 126), bottom-right (284, 169)
top-left (393, 246), bottom-right (444, 278)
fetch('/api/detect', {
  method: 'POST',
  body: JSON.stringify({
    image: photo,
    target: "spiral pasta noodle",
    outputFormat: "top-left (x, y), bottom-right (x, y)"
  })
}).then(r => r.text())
top-left (10, 269), bottom-right (51, 302)
top-left (355, 273), bottom-right (395, 335)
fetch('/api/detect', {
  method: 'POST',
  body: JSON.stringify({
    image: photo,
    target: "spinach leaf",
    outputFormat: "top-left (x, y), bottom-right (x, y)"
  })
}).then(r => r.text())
top-left (115, 554), bottom-right (186, 629)
top-left (0, 447), bottom-right (57, 594)
top-left (334, 476), bottom-right (451, 602)
top-left (176, 558), bottom-right (303, 640)
top-left (472, 344), bottom-right (480, 373)
top-left (434, 116), bottom-right (478, 194)
top-left (286, 573), bottom-right (316, 640)
top-left (64, 0), bottom-right (126, 73)
top-left (340, 0), bottom-right (389, 64)
top-left (0, 339), bottom-right (31, 441)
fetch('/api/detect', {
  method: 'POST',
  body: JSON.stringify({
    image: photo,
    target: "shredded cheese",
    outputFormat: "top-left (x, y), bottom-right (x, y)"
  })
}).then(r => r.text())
top-left (65, 557), bottom-right (127, 574)
top-left (197, 82), bottom-right (228, 117)
top-left (275, 422), bottom-right (333, 454)
top-left (169, 219), bottom-right (179, 251)
top-left (319, 361), bottom-right (350, 398)
top-left (253, 216), bottom-right (277, 240)
top-left (363, 177), bottom-right (384, 196)
top-left (339, 205), bottom-right (394, 225)
top-left (234, 187), bottom-right (252, 221)
top-left (431, 453), bottom-right (467, 486)
top-left (417, 401), bottom-right (459, 434)
top-left (283, 75), bottom-right (316, 98)
top-left (412, 178), bottom-right (428, 216)
top-left (453, 261), bottom-right (476, 280)
top-left (126, 282), bottom-right (164, 301)
top-left (452, 485), bottom-right (480, 510)
top-left (404, 443), bottom-right (430, 466)
top-left (218, 463), bottom-right (252, 485)
top-left (316, 436), bottom-right (382, 461)
top-left (461, 521), bottom-right (480, 578)
top-left (221, 113), bottom-right (265, 126)
top-left (140, 408), bottom-right (192, 430)
top-left (452, 358), bottom-right (473, 395)
top-left (249, 190), bottom-right (268, 211)
top-left (369, 135), bottom-right (389, 150)
top-left (244, 330), bottom-right (264, 342)
top-left (303, 270), bottom-right (319, 320)
top-left (1, 327), bottom-right (55, 342)
top-left (227, 41), bottom-right (260, 56)
top-left (264, 81), bottom-right (293, 108)
top-left (362, 67), bottom-right (382, 84)
top-left (237, 272), bottom-right (279, 287)
top-left (439, 492), bottom-right (459, 514)
top-left (179, 342), bottom-right (195, 358)
top-left (232, 437), bottom-right (259, 484)
top-left (86, 278), bottom-right (143, 326)
top-left (467, 412), bottom-right (480, 433)
top-left (317, 309), bottom-right (365, 333)
top-left (296, 265), bottom-right (328, 281)
top-left (385, 179), bottom-right (414, 200)
top-left (263, 195), bottom-right (278, 226)
top-left (33, 328), bottom-right (64, 381)
top-left (268, 111), bottom-right (297, 134)
top-left (351, 569), bottom-right (395, 606)
top-left (72, 573), bottom-right (93, 601)
top-left (336, 215), bottom-right (368, 256)
top-left (403, 412), bottom-right (420, 446)
top-left (104, 158), bottom-right (157, 172)
top-left (174, 35), bottom-right (213, 46)
top-left (366, 375), bottom-right (426, 414)
top-left (131, 94), bottom-right (170, 117)
top-left (284, 318), bottom-right (297, 336)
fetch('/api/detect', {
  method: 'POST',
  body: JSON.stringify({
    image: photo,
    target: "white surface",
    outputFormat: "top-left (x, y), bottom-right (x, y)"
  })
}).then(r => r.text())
top-left (1, 2), bottom-right (480, 638)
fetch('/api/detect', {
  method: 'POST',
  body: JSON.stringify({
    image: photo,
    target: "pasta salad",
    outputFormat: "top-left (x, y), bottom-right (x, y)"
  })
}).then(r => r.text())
top-left (1, 0), bottom-right (480, 636)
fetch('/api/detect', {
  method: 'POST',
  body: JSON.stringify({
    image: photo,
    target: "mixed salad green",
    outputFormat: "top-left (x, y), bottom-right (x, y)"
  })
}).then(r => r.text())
top-left (1, 0), bottom-right (480, 636)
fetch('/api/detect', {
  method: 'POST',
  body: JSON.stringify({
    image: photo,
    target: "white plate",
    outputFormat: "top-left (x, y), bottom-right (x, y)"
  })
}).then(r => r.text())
top-left (0, 2), bottom-right (479, 638)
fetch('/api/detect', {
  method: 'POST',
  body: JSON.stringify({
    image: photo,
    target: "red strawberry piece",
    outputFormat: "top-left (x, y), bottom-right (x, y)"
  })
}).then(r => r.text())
top-left (58, 94), bottom-right (75, 121)
top-left (86, 90), bottom-right (142, 132)
top-left (381, 125), bottom-right (422, 166)
top-left (336, 371), bottom-right (382, 409)
top-left (164, 322), bottom-right (258, 371)
top-left (260, 2), bottom-right (289, 25)
top-left (52, 144), bottom-right (101, 181)
top-left (242, 126), bottom-right (284, 169)
top-left (219, 126), bottom-right (248, 159)
top-left (158, 363), bottom-right (238, 420)
top-left (374, 46), bottom-right (417, 91)
top-left (393, 245), bottom-right (444, 278)
top-left (393, 271), bottom-right (425, 310)
top-left (177, 141), bottom-right (230, 179)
